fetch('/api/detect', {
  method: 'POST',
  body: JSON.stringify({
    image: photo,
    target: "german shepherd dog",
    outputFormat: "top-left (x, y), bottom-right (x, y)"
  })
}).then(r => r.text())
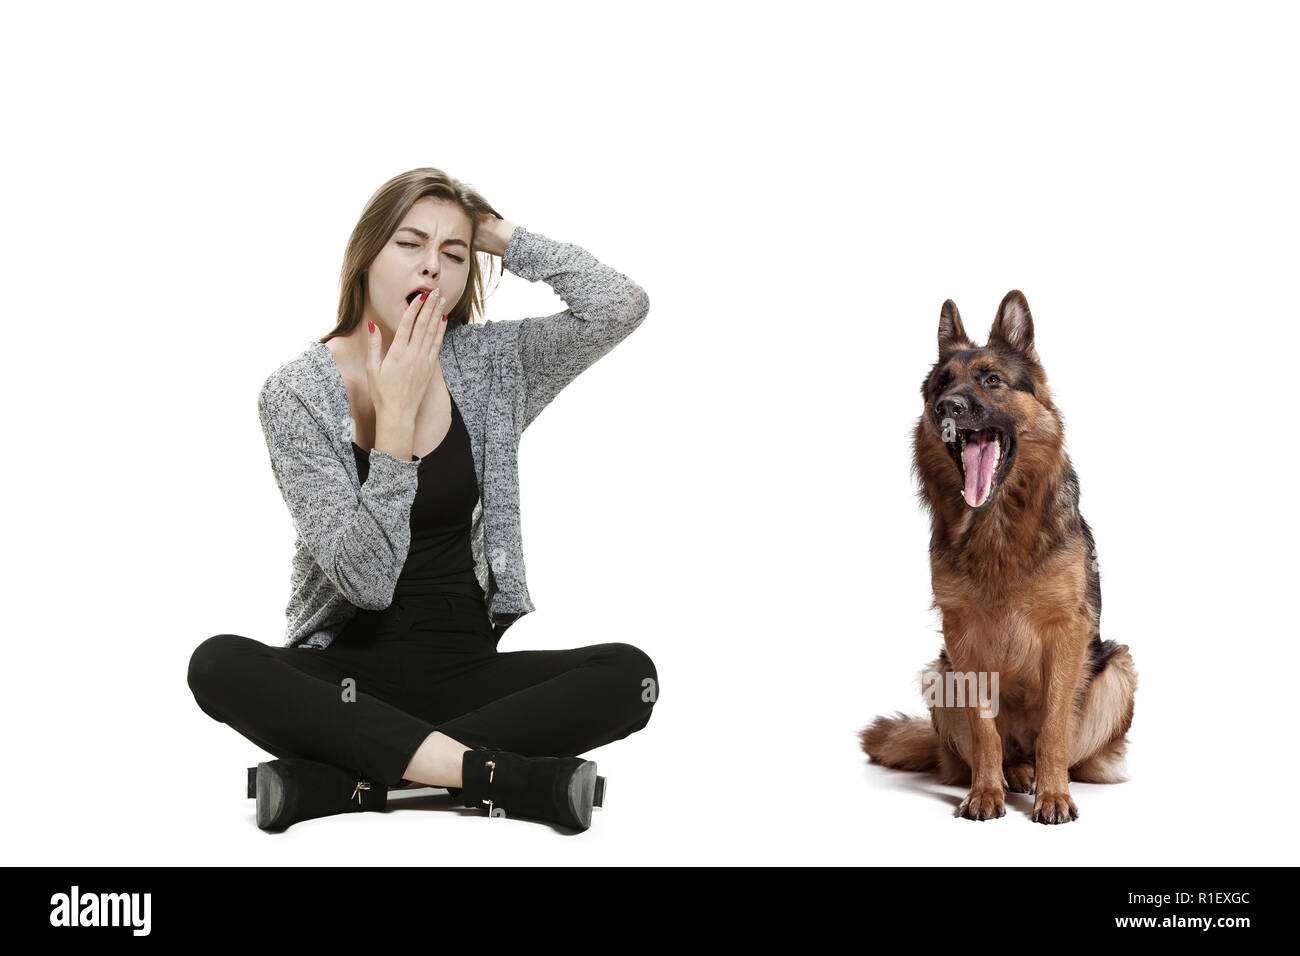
top-left (860, 291), bottom-right (1137, 824)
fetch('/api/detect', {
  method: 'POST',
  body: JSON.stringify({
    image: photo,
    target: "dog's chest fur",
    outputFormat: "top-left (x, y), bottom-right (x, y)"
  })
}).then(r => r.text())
top-left (932, 543), bottom-right (1088, 702)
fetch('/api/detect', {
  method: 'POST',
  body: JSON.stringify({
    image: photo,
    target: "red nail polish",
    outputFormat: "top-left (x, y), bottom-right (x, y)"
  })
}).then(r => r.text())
top-left (442, 314), bottom-right (447, 322)
top-left (421, 291), bottom-right (429, 301)
top-left (368, 321), bottom-right (375, 333)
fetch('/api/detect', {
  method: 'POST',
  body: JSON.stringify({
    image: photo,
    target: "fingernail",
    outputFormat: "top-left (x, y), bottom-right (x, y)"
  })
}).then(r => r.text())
top-left (368, 321), bottom-right (375, 333)
top-left (442, 314), bottom-right (447, 322)
top-left (420, 291), bottom-right (429, 301)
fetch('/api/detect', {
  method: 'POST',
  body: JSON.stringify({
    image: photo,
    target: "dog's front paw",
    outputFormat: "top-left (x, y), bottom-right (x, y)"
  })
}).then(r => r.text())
top-left (1032, 791), bottom-right (1079, 824)
top-left (1004, 763), bottom-right (1035, 793)
top-left (956, 787), bottom-right (1006, 821)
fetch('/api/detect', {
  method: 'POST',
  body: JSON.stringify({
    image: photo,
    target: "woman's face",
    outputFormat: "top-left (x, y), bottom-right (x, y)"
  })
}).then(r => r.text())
top-left (363, 196), bottom-right (474, 330)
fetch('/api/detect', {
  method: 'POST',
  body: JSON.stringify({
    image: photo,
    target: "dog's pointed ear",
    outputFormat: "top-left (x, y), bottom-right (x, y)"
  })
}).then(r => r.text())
top-left (938, 300), bottom-right (972, 355)
top-left (989, 290), bottom-right (1036, 357)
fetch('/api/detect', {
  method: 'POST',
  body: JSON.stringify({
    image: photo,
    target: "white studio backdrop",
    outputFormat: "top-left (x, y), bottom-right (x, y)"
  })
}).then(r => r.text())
top-left (2, 0), bottom-right (1295, 865)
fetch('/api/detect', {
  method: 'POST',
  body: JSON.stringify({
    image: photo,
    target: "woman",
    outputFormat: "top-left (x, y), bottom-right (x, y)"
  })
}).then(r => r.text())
top-left (187, 168), bottom-right (656, 833)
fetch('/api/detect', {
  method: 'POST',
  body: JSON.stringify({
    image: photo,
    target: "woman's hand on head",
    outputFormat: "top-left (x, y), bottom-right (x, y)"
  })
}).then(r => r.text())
top-left (473, 214), bottom-right (518, 258)
top-left (366, 288), bottom-right (448, 423)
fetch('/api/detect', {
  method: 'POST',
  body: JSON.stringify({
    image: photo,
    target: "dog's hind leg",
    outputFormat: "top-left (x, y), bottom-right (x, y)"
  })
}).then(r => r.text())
top-left (1068, 643), bottom-right (1137, 783)
top-left (936, 704), bottom-right (1035, 791)
top-left (930, 702), bottom-right (976, 786)
top-left (1004, 762), bottom-right (1036, 793)
top-left (937, 741), bottom-right (972, 786)
top-left (1071, 737), bottom-right (1129, 783)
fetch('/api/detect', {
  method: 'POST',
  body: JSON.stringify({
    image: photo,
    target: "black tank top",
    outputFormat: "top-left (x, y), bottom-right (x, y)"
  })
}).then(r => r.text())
top-left (352, 394), bottom-right (484, 602)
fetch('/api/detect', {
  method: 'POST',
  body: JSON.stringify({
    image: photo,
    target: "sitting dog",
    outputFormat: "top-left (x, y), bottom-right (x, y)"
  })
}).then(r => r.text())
top-left (860, 291), bottom-right (1137, 824)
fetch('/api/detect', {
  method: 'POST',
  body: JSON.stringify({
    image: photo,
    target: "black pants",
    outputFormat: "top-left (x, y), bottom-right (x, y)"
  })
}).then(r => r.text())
top-left (187, 592), bottom-right (658, 789)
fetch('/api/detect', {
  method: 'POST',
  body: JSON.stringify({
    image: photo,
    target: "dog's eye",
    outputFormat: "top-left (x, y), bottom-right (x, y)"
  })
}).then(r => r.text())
top-left (986, 374), bottom-right (1001, 385)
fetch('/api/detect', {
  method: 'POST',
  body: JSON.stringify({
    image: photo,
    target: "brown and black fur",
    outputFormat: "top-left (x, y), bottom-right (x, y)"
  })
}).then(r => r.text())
top-left (860, 291), bottom-right (1137, 824)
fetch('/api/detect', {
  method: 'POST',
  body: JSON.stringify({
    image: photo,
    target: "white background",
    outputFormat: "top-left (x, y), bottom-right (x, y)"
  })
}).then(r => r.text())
top-left (4, 0), bottom-right (1296, 865)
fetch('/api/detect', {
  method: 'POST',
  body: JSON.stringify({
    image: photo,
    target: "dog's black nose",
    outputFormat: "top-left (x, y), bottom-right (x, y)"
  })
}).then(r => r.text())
top-left (936, 395), bottom-right (966, 418)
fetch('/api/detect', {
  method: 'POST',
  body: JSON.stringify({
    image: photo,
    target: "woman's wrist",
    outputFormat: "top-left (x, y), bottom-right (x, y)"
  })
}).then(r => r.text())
top-left (374, 412), bottom-right (417, 462)
top-left (475, 216), bottom-right (517, 257)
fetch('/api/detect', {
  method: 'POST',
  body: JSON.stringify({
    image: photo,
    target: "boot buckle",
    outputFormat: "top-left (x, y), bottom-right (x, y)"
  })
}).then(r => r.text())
top-left (484, 759), bottom-right (498, 815)
top-left (351, 780), bottom-right (372, 806)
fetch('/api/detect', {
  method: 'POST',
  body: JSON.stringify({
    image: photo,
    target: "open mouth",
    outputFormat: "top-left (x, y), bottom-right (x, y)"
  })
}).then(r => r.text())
top-left (949, 427), bottom-right (1014, 509)
top-left (405, 288), bottom-right (431, 306)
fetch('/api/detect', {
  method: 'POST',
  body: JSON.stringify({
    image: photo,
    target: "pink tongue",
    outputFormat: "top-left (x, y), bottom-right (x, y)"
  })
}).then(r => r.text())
top-left (961, 432), bottom-right (997, 506)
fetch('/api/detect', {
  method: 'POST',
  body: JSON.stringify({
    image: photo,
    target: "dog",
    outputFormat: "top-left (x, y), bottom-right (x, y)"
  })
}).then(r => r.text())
top-left (860, 291), bottom-right (1137, 824)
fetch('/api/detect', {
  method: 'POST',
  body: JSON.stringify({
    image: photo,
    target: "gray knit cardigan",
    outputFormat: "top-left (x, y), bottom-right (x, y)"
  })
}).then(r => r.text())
top-left (256, 225), bottom-right (649, 649)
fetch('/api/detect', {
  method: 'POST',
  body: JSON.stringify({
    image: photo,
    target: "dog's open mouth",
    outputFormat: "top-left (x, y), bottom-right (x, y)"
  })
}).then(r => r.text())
top-left (953, 427), bottom-right (1013, 509)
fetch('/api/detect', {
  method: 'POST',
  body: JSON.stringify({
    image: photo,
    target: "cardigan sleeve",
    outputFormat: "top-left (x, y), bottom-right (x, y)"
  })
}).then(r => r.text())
top-left (257, 375), bottom-right (420, 610)
top-left (504, 226), bottom-right (650, 428)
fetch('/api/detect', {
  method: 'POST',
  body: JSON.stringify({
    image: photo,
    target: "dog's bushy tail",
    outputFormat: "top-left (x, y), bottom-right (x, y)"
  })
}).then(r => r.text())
top-left (860, 711), bottom-right (940, 772)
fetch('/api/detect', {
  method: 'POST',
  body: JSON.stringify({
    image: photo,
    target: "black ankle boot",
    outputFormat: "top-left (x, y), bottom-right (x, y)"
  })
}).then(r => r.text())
top-left (456, 747), bottom-right (602, 831)
top-left (253, 758), bottom-right (388, 832)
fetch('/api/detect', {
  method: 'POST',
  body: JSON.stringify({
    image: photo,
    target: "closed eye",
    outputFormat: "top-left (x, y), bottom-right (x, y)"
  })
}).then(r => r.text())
top-left (397, 241), bottom-right (464, 262)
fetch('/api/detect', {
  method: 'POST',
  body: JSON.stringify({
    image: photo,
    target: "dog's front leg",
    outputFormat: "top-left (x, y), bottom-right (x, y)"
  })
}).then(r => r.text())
top-left (956, 704), bottom-right (1006, 820)
top-left (943, 615), bottom-right (1007, 820)
top-left (1033, 618), bottom-right (1089, 824)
